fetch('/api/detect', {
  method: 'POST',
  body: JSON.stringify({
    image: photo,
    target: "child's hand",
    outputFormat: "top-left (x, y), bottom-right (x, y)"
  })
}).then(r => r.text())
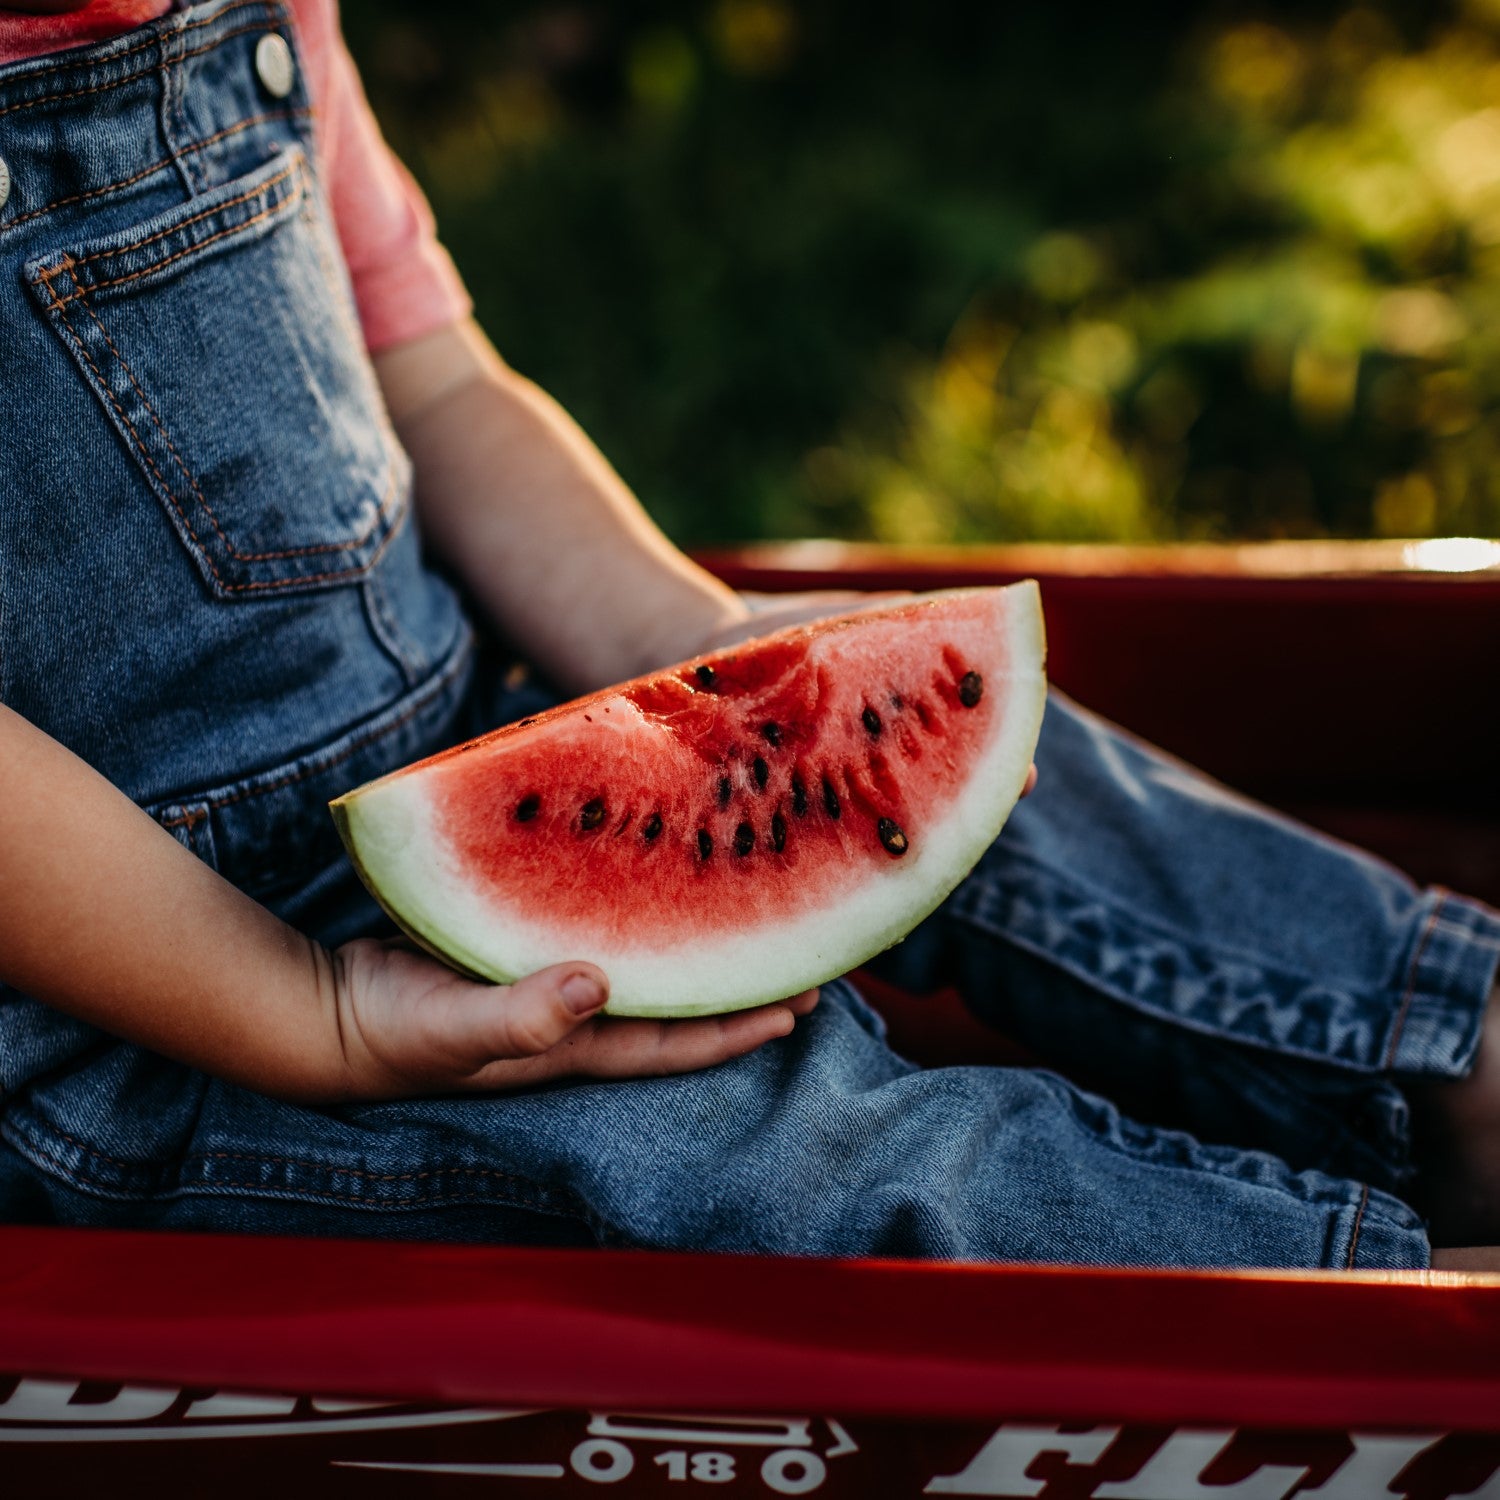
top-left (325, 938), bottom-right (817, 1101)
top-left (693, 589), bottom-right (911, 657)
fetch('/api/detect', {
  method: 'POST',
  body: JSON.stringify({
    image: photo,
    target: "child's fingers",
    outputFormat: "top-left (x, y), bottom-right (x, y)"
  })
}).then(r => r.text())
top-left (785, 987), bottom-right (820, 1016)
top-left (444, 961), bottom-right (610, 1066)
top-left (555, 1003), bottom-right (801, 1081)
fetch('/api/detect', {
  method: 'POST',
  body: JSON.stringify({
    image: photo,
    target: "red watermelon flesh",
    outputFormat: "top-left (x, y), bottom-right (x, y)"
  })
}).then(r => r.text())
top-left (330, 584), bottom-right (1046, 1017)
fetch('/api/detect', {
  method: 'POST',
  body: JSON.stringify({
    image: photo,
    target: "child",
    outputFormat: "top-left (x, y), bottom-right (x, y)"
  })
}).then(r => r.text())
top-left (1, 0), bottom-right (1498, 1270)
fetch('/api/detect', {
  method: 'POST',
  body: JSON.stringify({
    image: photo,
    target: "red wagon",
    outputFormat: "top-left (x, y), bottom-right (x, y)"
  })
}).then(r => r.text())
top-left (4, 541), bottom-right (1500, 1497)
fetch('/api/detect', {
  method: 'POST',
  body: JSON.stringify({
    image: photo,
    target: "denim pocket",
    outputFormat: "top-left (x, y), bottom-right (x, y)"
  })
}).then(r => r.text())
top-left (23, 144), bottom-right (406, 599)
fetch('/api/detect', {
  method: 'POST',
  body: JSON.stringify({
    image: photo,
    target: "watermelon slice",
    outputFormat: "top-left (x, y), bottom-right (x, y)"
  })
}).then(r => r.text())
top-left (330, 584), bottom-right (1046, 1017)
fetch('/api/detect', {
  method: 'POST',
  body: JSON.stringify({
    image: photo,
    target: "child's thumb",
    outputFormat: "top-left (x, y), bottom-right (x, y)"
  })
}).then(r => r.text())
top-left (475, 962), bottom-right (610, 1060)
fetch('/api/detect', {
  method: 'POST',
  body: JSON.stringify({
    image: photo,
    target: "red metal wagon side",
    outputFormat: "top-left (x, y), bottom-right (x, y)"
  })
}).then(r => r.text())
top-left (3, 541), bottom-right (1499, 1497)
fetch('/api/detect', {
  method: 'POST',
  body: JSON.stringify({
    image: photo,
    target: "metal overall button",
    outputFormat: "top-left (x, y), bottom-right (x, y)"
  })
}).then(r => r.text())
top-left (254, 33), bottom-right (295, 100)
top-left (0, 153), bottom-right (10, 212)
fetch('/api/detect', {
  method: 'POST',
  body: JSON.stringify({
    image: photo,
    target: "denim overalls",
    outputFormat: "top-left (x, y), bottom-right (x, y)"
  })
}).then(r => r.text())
top-left (3, 0), bottom-right (1499, 1268)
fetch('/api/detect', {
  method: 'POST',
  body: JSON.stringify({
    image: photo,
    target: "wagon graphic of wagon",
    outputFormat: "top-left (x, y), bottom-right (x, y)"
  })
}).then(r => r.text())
top-left (568, 1412), bottom-right (858, 1491)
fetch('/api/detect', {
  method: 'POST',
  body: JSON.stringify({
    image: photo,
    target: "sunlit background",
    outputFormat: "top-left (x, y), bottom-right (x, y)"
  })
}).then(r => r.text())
top-left (345, 0), bottom-right (1500, 548)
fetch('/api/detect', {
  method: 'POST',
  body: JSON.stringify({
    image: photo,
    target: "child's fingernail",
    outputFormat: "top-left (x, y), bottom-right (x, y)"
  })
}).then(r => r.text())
top-left (562, 973), bottom-right (606, 1014)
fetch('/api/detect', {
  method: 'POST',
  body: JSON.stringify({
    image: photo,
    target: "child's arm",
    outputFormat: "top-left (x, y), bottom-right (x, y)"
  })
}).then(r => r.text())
top-left (375, 319), bottom-right (756, 692)
top-left (0, 705), bottom-right (811, 1103)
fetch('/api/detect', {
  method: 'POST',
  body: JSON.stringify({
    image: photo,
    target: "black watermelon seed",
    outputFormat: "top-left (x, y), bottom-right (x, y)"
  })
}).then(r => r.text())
top-left (718, 776), bottom-right (733, 808)
top-left (862, 706), bottom-right (882, 736)
top-left (958, 671), bottom-right (984, 708)
top-left (822, 777), bottom-right (841, 820)
top-left (752, 756), bottom-right (770, 790)
top-left (517, 716), bottom-right (537, 728)
top-left (771, 810), bottom-right (787, 853)
top-left (697, 829), bottom-right (713, 861)
top-left (733, 822), bottom-right (755, 856)
top-left (878, 818), bottom-right (909, 856)
top-left (580, 798), bottom-right (606, 831)
top-left (761, 722), bottom-right (781, 746)
top-left (514, 794), bottom-right (540, 823)
top-left (791, 774), bottom-right (809, 817)
top-left (890, 693), bottom-right (904, 710)
top-left (642, 812), bottom-right (664, 842)
top-left (695, 664), bottom-right (717, 689)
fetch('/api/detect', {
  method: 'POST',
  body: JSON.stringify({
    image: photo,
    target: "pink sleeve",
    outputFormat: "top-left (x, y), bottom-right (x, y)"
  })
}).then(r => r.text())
top-left (294, 0), bottom-right (473, 353)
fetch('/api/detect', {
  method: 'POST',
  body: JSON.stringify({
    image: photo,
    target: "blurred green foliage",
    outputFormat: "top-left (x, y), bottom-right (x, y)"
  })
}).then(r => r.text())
top-left (345, 0), bottom-right (1500, 544)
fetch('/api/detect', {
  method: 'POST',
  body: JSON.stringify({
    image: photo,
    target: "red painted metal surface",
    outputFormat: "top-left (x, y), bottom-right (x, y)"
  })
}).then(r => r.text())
top-left (1, 1228), bottom-right (1499, 1428)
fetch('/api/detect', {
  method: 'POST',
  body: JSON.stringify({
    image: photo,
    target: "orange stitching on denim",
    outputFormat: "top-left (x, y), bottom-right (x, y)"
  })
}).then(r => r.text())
top-left (0, 4), bottom-right (274, 118)
top-left (2, 107), bottom-right (309, 231)
top-left (33, 260), bottom-right (65, 314)
top-left (43, 266), bottom-right (234, 591)
top-left (40, 242), bottom-right (403, 591)
top-left (159, 810), bottom-right (207, 829)
top-left (10, 157), bottom-right (175, 230)
top-left (45, 193), bottom-right (295, 304)
top-left (53, 230), bottom-right (402, 563)
top-left (48, 268), bottom-right (398, 591)
top-left (70, 158), bottom-right (300, 270)
top-left (1345, 1184), bottom-right (1369, 1268)
top-left (71, 275), bottom-right (398, 562)
top-left (1382, 892), bottom-right (1445, 1069)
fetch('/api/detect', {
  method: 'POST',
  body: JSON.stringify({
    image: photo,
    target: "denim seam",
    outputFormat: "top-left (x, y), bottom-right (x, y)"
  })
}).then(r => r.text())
top-left (0, 6), bottom-right (278, 118)
top-left (38, 264), bottom-right (404, 591)
top-left (157, 27), bottom-right (198, 199)
top-left (3, 1117), bottom-right (606, 1236)
top-left (1382, 893), bottom-right (1500, 1078)
top-left (953, 856), bottom-right (1410, 1072)
top-left (1383, 894), bottom-right (1442, 1067)
top-left (147, 629), bottom-right (470, 814)
top-left (66, 158), bottom-right (299, 272)
top-left (42, 171), bottom-right (302, 304)
top-left (1345, 1185), bottom-right (1369, 1269)
top-left (9, 1117), bottom-right (542, 1194)
top-left (363, 574), bottom-right (425, 686)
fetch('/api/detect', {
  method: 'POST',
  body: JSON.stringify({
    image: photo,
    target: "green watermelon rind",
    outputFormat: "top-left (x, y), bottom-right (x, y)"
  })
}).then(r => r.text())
top-left (330, 798), bottom-right (495, 984)
top-left (330, 584), bottom-right (1047, 1018)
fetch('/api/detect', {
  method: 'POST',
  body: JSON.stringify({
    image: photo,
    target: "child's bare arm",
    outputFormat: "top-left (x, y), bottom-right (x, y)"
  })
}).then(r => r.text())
top-left (375, 319), bottom-right (754, 693)
top-left (0, 705), bottom-right (811, 1102)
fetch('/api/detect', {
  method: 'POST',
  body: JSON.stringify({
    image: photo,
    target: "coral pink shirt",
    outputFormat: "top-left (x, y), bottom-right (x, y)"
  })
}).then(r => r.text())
top-left (0, 1), bottom-right (471, 352)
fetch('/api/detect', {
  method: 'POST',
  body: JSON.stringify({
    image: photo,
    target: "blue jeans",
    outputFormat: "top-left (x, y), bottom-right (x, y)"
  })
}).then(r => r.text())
top-left (3, 1), bottom-right (1499, 1270)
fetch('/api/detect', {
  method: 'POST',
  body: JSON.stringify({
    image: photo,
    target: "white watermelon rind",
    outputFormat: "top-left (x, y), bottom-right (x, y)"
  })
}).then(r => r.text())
top-left (331, 583), bottom-right (1047, 1018)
